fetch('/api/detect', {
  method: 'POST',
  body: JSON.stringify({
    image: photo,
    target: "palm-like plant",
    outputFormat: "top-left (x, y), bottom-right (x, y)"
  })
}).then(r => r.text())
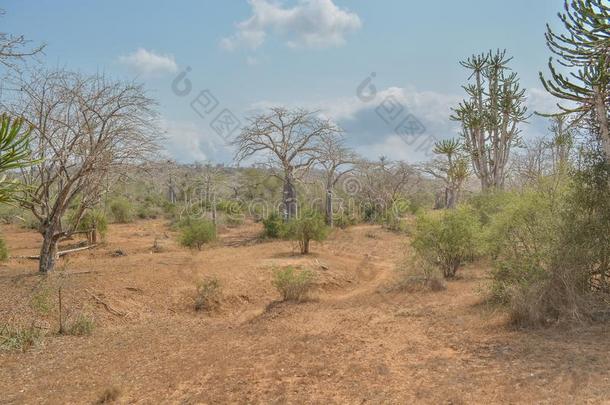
top-left (424, 139), bottom-right (470, 208)
top-left (0, 113), bottom-right (34, 204)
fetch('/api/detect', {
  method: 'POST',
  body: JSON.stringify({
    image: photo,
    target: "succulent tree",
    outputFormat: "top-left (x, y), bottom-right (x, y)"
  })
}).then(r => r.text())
top-left (0, 114), bottom-right (35, 204)
top-left (452, 50), bottom-right (528, 191)
top-left (422, 139), bottom-right (469, 209)
top-left (539, 0), bottom-right (610, 161)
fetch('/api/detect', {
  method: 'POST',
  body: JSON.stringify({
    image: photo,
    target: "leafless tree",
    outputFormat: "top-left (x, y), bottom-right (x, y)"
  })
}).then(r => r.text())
top-left (7, 69), bottom-right (160, 272)
top-left (0, 10), bottom-right (45, 71)
top-left (511, 117), bottom-right (575, 189)
top-left (356, 157), bottom-right (421, 220)
top-left (233, 107), bottom-right (340, 219)
top-left (316, 132), bottom-right (358, 226)
top-left (197, 161), bottom-right (224, 226)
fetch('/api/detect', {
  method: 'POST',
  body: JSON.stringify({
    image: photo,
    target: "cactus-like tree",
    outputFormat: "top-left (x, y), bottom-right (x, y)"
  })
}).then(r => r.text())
top-left (0, 114), bottom-right (35, 203)
top-left (422, 139), bottom-right (469, 209)
top-left (538, 0), bottom-right (610, 161)
top-left (452, 50), bottom-right (528, 191)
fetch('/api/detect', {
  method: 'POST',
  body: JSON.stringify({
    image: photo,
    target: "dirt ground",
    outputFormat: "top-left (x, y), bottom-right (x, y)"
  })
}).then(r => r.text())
top-left (0, 220), bottom-right (608, 404)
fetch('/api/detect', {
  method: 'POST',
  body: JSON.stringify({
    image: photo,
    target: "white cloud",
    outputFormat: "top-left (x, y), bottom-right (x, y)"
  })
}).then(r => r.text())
top-left (247, 85), bottom-right (462, 162)
top-left (526, 87), bottom-right (560, 115)
top-left (221, 0), bottom-right (361, 51)
top-left (160, 119), bottom-right (240, 163)
top-left (119, 48), bottom-right (178, 77)
top-left (246, 56), bottom-right (260, 66)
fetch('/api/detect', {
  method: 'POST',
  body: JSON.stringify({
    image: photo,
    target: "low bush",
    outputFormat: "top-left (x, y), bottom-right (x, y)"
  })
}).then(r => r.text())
top-left (282, 210), bottom-right (329, 254)
top-left (30, 286), bottom-right (54, 315)
top-left (381, 210), bottom-right (409, 233)
top-left (466, 191), bottom-right (512, 226)
top-left (109, 198), bottom-right (134, 223)
top-left (485, 191), bottom-right (556, 304)
top-left (74, 209), bottom-right (108, 242)
top-left (96, 386), bottom-right (121, 404)
top-left (179, 219), bottom-right (216, 250)
top-left (272, 266), bottom-right (314, 301)
top-left (136, 203), bottom-right (163, 220)
top-left (412, 206), bottom-right (481, 278)
top-left (395, 258), bottom-right (446, 292)
top-left (64, 312), bottom-right (95, 336)
top-left (333, 211), bottom-right (359, 229)
top-left (262, 211), bottom-right (284, 238)
top-left (0, 236), bottom-right (8, 261)
top-left (215, 200), bottom-right (245, 227)
top-left (0, 323), bottom-right (43, 352)
top-left (486, 156), bottom-right (610, 326)
top-left (194, 277), bottom-right (222, 311)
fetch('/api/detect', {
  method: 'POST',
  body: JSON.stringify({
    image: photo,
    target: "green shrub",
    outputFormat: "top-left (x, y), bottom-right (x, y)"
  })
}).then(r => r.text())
top-left (381, 206), bottom-right (409, 233)
top-left (485, 191), bottom-right (557, 303)
top-left (217, 200), bottom-right (245, 227)
top-left (467, 191), bottom-right (513, 226)
top-left (333, 211), bottom-right (359, 229)
top-left (109, 198), bottom-right (134, 223)
top-left (74, 210), bottom-right (108, 241)
top-left (64, 312), bottom-right (95, 336)
top-left (0, 323), bottom-right (42, 352)
top-left (194, 277), bottom-right (222, 311)
top-left (20, 211), bottom-right (40, 230)
top-left (136, 202), bottom-right (163, 219)
top-left (282, 211), bottom-right (329, 254)
top-left (272, 266), bottom-right (314, 301)
top-left (0, 204), bottom-right (24, 225)
top-left (262, 211), bottom-right (284, 238)
top-left (30, 286), bottom-right (54, 314)
top-left (412, 207), bottom-right (481, 278)
top-left (0, 237), bottom-right (8, 261)
top-left (486, 155), bottom-right (610, 326)
top-left (179, 219), bottom-right (216, 250)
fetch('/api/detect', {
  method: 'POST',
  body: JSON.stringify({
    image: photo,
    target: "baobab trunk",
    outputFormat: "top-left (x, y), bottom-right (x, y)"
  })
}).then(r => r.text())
top-left (39, 227), bottom-right (59, 273)
top-left (283, 175), bottom-right (298, 220)
top-left (446, 187), bottom-right (458, 209)
top-left (325, 187), bottom-right (333, 227)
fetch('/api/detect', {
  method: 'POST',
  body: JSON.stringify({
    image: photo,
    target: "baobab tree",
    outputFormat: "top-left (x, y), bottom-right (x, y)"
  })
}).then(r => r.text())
top-left (317, 132), bottom-right (358, 226)
top-left (421, 139), bottom-right (469, 209)
top-left (233, 107), bottom-right (341, 220)
top-left (10, 69), bottom-right (160, 273)
top-left (452, 50), bottom-right (528, 191)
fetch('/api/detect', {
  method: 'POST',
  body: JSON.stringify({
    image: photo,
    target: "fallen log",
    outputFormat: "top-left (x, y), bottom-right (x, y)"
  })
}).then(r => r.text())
top-left (12, 244), bottom-right (98, 260)
top-left (86, 289), bottom-right (128, 317)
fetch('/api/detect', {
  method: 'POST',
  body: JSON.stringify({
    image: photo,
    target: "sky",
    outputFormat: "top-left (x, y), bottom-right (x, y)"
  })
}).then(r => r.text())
top-left (2, 0), bottom-right (565, 164)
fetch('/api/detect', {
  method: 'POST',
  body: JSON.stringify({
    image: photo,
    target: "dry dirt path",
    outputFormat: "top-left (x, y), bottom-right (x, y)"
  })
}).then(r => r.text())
top-left (0, 221), bottom-right (609, 404)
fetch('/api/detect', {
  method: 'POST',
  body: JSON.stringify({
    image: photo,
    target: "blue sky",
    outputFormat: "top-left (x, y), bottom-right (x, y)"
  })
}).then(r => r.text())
top-left (3, 0), bottom-right (564, 163)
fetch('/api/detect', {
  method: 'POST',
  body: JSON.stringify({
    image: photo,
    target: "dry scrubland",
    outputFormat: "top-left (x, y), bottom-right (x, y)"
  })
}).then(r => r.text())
top-left (0, 219), bottom-right (608, 404)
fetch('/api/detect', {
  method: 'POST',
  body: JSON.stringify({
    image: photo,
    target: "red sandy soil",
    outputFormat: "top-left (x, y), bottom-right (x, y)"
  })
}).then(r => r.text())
top-left (0, 220), bottom-right (608, 404)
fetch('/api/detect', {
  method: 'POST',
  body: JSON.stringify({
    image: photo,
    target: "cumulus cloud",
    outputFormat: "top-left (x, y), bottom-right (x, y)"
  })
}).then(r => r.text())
top-left (119, 48), bottom-right (178, 77)
top-left (248, 85), bottom-right (462, 162)
top-left (161, 120), bottom-right (236, 163)
top-left (221, 0), bottom-right (361, 51)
